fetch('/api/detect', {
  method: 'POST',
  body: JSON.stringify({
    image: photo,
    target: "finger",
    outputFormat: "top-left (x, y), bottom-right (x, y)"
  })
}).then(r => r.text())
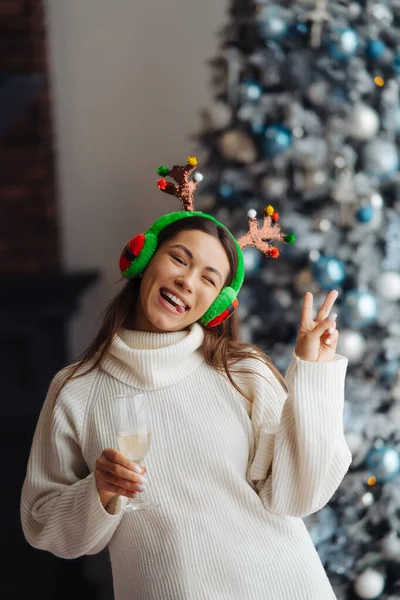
top-left (98, 461), bottom-right (148, 485)
top-left (102, 448), bottom-right (143, 473)
top-left (95, 469), bottom-right (147, 494)
top-left (322, 328), bottom-right (339, 348)
top-left (96, 479), bottom-right (140, 499)
top-left (300, 292), bottom-right (314, 329)
top-left (311, 316), bottom-right (338, 338)
top-left (315, 290), bottom-right (339, 323)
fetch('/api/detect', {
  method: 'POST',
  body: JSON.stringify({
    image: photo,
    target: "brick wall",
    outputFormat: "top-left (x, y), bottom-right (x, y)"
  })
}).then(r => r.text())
top-left (0, 0), bottom-right (59, 272)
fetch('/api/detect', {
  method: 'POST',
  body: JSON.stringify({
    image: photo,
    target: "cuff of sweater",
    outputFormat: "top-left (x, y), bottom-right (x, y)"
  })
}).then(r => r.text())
top-left (285, 351), bottom-right (348, 423)
top-left (286, 351), bottom-right (348, 385)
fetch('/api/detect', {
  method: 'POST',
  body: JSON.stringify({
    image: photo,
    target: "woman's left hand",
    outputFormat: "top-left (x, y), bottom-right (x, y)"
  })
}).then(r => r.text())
top-left (294, 290), bottom-right (339, 363)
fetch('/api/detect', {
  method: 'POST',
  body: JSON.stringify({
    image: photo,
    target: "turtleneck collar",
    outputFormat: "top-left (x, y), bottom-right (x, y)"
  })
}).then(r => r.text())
top-left (100, 322), bottom-right (205, 390)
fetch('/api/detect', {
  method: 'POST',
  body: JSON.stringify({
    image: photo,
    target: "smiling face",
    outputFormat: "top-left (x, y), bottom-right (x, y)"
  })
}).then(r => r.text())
top-left (131, 229), bottom-right (231, 333)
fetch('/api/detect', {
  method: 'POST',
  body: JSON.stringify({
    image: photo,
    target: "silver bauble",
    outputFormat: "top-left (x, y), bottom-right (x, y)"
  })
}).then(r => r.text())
top-left (363, 138), bottom-right (399, 178)
top-left (376, 271), bottom-right (400, 301)
top-left (354, 569), bottom-right (385, 599)
top-left (336, 330), bottom-right (366, 363)
top-left (346, 104), bottom-right (380, 140)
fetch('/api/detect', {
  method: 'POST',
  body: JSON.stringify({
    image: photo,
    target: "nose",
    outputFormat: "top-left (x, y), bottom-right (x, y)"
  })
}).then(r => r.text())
top-left (175, 272), bottom-right (194, 294)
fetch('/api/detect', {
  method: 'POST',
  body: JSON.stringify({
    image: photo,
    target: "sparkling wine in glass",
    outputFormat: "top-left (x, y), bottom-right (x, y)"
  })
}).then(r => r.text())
top-left (113, 392), bottom-right (160, 511)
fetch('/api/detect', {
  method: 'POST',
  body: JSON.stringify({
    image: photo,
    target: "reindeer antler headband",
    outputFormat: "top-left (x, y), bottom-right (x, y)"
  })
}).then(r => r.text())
top-left (119, 156), bottom-right (295, 328)
top-left (157, 156), bottom-right (296, 258)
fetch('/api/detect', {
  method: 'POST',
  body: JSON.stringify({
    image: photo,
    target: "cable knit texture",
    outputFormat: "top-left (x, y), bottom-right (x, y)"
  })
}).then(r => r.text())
top-left (21, 322), bottom-right (351, 599)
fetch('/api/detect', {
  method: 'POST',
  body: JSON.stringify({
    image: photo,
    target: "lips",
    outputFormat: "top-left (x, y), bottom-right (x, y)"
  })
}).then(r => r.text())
top-left (159, 290), bottom-right (189, 315)
top-left (160, 288), bottom-right (190, 311)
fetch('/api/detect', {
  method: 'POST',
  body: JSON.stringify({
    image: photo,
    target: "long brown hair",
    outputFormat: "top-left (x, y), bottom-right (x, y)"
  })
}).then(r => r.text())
top-left (57, 216), bottom-right (286, 401)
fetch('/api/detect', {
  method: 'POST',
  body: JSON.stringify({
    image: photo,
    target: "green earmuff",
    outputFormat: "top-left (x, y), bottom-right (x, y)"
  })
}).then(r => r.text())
top-left (119, 211), bottom-right (245, 328)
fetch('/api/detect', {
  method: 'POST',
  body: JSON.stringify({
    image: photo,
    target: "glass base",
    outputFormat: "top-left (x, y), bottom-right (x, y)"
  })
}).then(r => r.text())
top-left (124, 496), bottom-right (160, 512)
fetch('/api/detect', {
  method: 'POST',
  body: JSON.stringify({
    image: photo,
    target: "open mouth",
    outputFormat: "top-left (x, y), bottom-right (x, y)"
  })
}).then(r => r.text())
top-left (159, 288), bottom-right (189, 314)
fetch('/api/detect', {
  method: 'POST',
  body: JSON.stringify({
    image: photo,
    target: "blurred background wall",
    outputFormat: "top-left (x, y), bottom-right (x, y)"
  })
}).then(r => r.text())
top-left (46, 0), bottom-right (227, 359)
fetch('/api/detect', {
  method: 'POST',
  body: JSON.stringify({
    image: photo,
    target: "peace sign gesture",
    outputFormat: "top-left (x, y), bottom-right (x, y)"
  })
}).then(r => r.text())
top-left (294, 290), bottom-right (339, 363)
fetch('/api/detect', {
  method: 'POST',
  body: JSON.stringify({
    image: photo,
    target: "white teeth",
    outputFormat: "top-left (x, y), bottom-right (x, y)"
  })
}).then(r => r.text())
top-left (162, 290), bottom-right (187, 309)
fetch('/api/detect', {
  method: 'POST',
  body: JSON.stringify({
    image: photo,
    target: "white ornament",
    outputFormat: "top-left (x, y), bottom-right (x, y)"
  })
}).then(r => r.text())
top-left (193, 172), bottom-right (204, 182)
top-left (336, 330), bottom-right (366, 363)
top-left (354, 569), bottom-right (385, 599)
top-left (208, 101), bottom-right (232, 129)
top-left (247, 209), bottom-right (257, 219)
top-left (361, 492), bottom-right (374, 507)
top-left (376, 272), bottom-right (400, 301)
top-left (346, 104), bottom-right (380, 141)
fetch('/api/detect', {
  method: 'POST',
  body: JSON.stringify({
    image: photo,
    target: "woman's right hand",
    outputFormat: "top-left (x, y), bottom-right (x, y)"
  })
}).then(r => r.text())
top-left (94, 448), bottom-right (147, 509)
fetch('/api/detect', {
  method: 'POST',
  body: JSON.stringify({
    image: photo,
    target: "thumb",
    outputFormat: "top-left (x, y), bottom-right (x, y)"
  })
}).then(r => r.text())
top-left (312, 317), bottom-right (336, 338)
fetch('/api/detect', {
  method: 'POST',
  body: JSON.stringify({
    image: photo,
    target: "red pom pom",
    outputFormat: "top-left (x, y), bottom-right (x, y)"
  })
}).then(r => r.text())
top-left (119, 254), bottom-right (131, 272)
top-left (129, 233), bottom-right (146, 256)
top-left (269, 247), bottom-right (280, 258)
top-left (157, 178), bottom-right (168, 190)
top-left (271, 212), bottom-right (280, 221)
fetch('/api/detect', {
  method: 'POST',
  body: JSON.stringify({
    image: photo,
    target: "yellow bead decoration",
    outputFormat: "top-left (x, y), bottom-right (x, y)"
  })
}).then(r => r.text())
top-left (265, 205), bottom-right (274, 216)
top-left (367, 475), bottom-right (377, 486)
top-left (187, 156), bottom-right (198, 167)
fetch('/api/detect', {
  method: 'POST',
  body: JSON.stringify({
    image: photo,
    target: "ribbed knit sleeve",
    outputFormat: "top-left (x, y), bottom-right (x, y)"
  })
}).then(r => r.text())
top-left (20, 371), bottom-right (124, 559)
top-left (248, 352), bottom-right (352, 518)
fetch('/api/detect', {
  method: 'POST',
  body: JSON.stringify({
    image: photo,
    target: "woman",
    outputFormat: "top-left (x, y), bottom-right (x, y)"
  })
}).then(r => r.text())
top-left (21, 161), bottom-right (351, 600)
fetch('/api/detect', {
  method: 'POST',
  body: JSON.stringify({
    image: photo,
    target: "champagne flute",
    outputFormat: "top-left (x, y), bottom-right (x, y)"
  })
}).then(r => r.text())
top-left (113, 392), bottom-right (160, 511)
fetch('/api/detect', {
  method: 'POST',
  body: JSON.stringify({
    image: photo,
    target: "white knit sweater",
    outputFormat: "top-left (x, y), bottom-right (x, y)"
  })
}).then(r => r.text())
top-left (21, 323), bottom-right (351, 600)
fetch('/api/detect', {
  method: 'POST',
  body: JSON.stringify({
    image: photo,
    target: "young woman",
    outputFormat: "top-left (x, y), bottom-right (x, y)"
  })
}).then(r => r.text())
top-left (21, 164), bottom-right (351, 600)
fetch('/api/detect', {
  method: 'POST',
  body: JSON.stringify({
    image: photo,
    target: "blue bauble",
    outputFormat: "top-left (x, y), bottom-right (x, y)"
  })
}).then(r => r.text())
top-left (243, 247), bottom-right (262, 276)
top-left (342, 290), bottom-right (378, 328)
top-left (257, 4), bottom-right (291, 40)
top-left (393, 50), bottom-right (400, 75)
top-left (328, 27), bottom-right (359, 60)
top-left (366, 39), bottom-right (386, 59)
top-left (363, 139), bottom-right (399, 179)
top-left (263, 125), bottom-right (292, 157)
top-left (239, 81), bottom-right (262, 104)
top-left (312, 256), bottom-right (346, 290)
top-left (355, 205), bottom-right (374, 223)
top-left (218, 183), bottom-right (234, 199)
top-left (366, 446), bottom-right (400, 483)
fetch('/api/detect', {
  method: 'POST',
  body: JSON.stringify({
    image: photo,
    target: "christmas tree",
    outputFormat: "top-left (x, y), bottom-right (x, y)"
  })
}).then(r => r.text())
top-left (196, 1), bottom-right (400, 598)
